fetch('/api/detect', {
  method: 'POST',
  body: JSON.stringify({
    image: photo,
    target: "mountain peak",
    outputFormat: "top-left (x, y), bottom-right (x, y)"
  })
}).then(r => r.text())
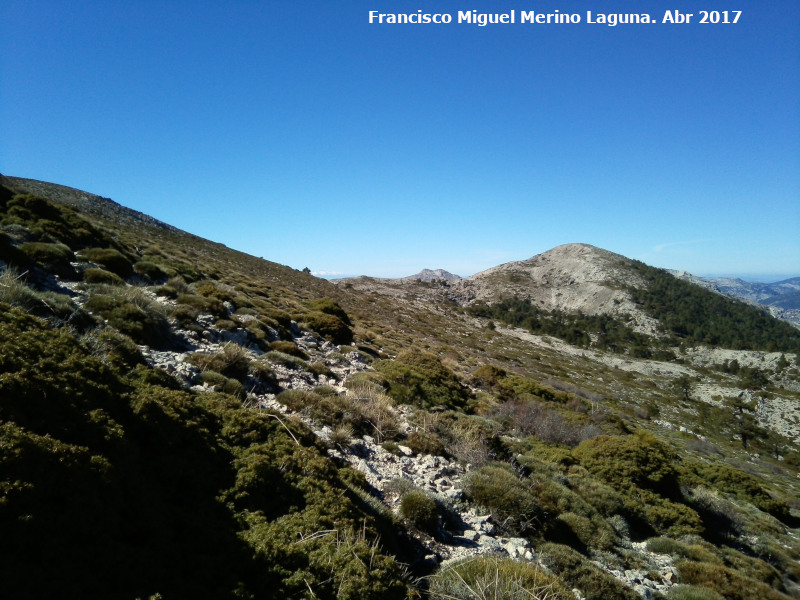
top-left (401, 268), bottom-right (461, 282)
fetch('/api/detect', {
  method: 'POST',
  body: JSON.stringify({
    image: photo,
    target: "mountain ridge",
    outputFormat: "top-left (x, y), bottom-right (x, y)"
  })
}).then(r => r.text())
top-left (2, 175), bottom-right (799, 600)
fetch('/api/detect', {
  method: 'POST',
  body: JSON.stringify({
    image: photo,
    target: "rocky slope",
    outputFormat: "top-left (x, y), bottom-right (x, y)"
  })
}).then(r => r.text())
top-left (3, 175), bottom-right (800, 600)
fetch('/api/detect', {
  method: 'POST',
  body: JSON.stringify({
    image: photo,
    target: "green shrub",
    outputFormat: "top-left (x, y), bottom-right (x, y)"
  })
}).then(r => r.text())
top-left (307, 297), bottom-right (351, 324)
top-left (133, 260), bottom-right (168, 282)
top-left (187, 343), bottom-right (251, 381)
top-left (399, 490), bottom-right (438, 531)
top-left (191, 280), bottom-right (236, 304)
top-left (77, 247), bottom-right (133, 278)
top-left (463, 464), bottom-right (543, 536)
top-left (665, 585), bottom-right (726, 600)
top-left (682, 460), bottom-right (792, 522)
top-left (156, 276), bottom-right (189, 298)
top-left (675, 560), bottom-right (790, 600)
top-left (83, 267), bottom-right (124, 285)
top-left (269, 340), bottom-right (308, 359)
top-left (175, 293), bottom-right (226, 317)
top-left (81, 328), bottom-right (145, 372)
top-left (554, 512), bottom-right (617, 550)
top-left (375, 350), bottom-right (470, 410)
top-left (308, 361), bottom-right (335, 379)
top-left (567, 474), bottom-right (625, 518)
top-left (19, 241), bottom-right (75, 276)
top-left (170, 303), bottom-right (201, 329)
top-left (265, 350), bottom-right (307, 370)
top-left (646, 537), bottom-right (720, 564)
top-left (573, 431), bottom-right (679, 493)
top-left (199, 371), bottom-right (245, 399)
top-left (427, 556), bottom-right (574, 600)
top-left (538, 543), bottom-right (639, 600)
top-left (84, 286), bottom-right (171, 347)
top-left (405, 430), bottom-right (446, 456)
top-left (302, 310), bottom-right (353, 345)
top-left (573, 431), bottom-right (703, 536)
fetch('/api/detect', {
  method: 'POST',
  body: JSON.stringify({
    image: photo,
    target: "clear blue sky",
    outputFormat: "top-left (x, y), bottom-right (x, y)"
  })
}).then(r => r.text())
top-left (2, 1), bottom-right (798, 280)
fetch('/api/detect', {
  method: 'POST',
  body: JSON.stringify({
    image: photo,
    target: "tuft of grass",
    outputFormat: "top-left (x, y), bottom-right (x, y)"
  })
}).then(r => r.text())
top-left (84, 285), bottom-right (171, 348)
top-left (0, 268), bottom-right (90, 325)
top-left (427, 556), bottom-right (574, 600)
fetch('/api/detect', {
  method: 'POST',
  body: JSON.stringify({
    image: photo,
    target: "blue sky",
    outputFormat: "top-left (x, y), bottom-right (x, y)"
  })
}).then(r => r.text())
top-left (2, 1), bottom-right (798, 280)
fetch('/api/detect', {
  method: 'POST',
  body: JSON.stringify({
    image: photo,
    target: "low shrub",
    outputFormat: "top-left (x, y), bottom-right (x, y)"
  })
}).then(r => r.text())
top-left (187, 343), bottom-right (251, 381)
top-left (175, 293), bottom-right (226, 317)
top-left (675, 560), bottom-right (790, 600)
top-left (463, 464), bottom-right (544, 536)
top-left (156, 276), bottom-right (189, 298)
top-left (269, 340), bottom-right (308, 359)
top-left (308, 361), bottom-right (335, 379)
top-left (84, 286), bottom-right (171, 348)
top-left (200, 371), bottom-right (245, 399)
top-left (307, 297), bottom-right (351, 324)
top-left (19, 241), bottom-right (75, 276)
top-left (383, 477), bottom-right (417, 497)
top-left (405, 430), bottom-right (446, 457)
top-left (538, 543), bottom-right (639, 600)
top-left (399, 490), bottom-right (438, 532)
top-left (554, 512), bottom-right (616, 551)
top-left (665, 586), bottom-right (725, 600)
top-left (645, 537), bottom-right (720, 564)
top-left (301, 310), bottom-right (353, 345)
top-left (277, 386), bottom-right (400, 443)
top-left (133, 260), bottom-right (168, 282)
top-left (77, 247), bottom-right (133, 278)
top-left (265, 350), bottom-right (307, 370)
top-left (81, 328), bottom-right (145, 372)
top-left (83, 267), bottom-right (124, 285)
top-left (567, 474), bottom-right (625, 518)
top-left (375, 350), bottom-right (470, 410)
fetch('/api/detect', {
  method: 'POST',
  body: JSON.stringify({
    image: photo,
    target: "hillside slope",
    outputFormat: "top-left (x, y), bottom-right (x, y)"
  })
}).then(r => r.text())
top-left (2, 176), bottom-right (800, 600)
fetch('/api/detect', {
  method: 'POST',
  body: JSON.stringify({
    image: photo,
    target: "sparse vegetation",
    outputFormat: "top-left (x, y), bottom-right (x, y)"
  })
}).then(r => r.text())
top-left (2, 176), bottom-right (799, 600)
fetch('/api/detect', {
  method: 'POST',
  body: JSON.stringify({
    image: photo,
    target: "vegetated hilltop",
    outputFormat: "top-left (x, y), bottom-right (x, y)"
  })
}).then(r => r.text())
top-left (2, 175), bottom-right (800, 600)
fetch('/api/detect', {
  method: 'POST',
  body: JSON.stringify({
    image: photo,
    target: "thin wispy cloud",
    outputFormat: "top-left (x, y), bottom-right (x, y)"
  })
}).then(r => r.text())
top-left (653, 239), bottom-right (716, 253)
